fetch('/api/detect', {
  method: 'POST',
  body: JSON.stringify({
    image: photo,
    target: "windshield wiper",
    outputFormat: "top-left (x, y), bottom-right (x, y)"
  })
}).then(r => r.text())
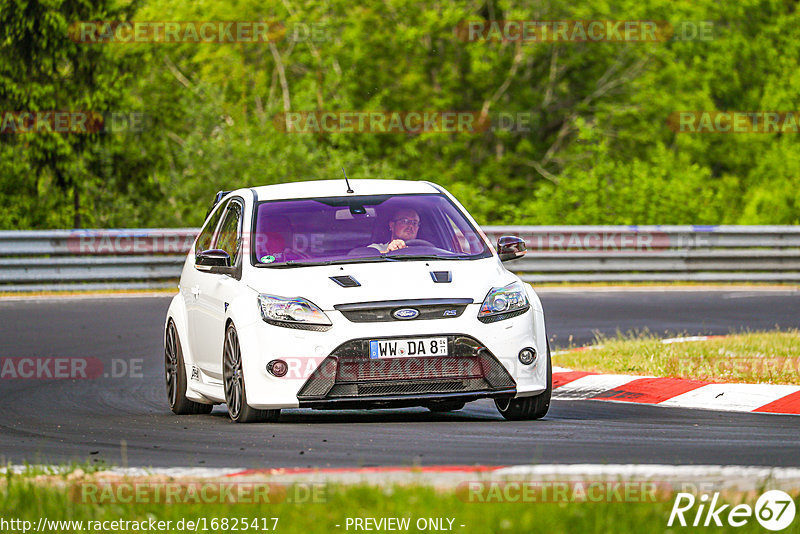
top-left (384, 254), bottom-right (469, 261)
top-left (268, 256), bottom-right (395, 268)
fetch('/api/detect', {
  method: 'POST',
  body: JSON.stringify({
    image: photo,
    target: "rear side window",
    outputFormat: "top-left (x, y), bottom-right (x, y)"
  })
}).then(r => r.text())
top-left (196, 200), bottom-right (228, 253)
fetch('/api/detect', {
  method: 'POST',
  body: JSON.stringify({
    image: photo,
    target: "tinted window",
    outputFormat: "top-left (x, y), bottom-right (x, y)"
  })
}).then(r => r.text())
top-left (251, 193), bottom-right (489, 266)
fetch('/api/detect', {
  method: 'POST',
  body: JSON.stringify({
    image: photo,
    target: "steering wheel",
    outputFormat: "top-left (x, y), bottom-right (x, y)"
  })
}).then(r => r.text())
top-left (404, 239), bottom-right (434, 247)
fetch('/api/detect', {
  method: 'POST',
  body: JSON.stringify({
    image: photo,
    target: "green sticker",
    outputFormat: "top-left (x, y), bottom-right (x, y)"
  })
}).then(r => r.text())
top-left (260, 255), bottom-right (276, 263)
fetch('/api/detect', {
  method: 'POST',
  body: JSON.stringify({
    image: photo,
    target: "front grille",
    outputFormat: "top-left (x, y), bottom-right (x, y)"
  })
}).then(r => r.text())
top-left (337, 357), bottom-right (482, 381)
top-left (297, 335), bottom-right (515, 402)
top-left (296, 358), bottom-right (338, 397)
top-left (334, 298), bottom-right (472, 323)
top-left (358, 381), bottom-right (465, 396)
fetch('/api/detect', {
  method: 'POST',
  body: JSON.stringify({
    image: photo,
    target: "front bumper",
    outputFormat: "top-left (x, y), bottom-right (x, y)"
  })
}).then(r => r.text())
top-left (296, 334), bottom-right (516, 409)
top-left (237, 302), bottom-right (548, 410)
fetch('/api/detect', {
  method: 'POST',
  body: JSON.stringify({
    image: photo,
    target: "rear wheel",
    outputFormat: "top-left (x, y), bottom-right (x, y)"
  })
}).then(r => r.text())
top-left (495, 344), bottom-right (552, 421)
top-left (223, 323), bottom-right (280, 423)
top-left (165, 320), bottom-right (213, 415)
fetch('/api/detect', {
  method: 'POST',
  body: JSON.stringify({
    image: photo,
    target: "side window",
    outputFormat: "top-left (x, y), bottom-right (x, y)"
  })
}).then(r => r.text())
top-left (196, 201), bottom-right (228, 253)
top-left (214, 201), bottom-right (243, 264)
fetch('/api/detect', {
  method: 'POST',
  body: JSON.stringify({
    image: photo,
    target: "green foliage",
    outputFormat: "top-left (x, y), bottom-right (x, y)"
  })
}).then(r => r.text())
top-left (0, 0), bottom-right (147, 227)
top-left (2, 0), bottom-right (800, 228)
top-left (3, 473), bottom-right (795, 534)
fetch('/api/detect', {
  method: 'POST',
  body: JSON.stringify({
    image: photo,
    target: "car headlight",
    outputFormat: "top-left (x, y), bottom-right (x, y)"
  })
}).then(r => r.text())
top-left (478, 281), bottom-right (530, 323)
top-left (258, 294), bottom-right (332, 330)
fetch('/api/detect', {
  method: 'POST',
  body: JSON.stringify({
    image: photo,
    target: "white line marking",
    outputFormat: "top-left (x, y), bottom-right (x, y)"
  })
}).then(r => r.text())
top-left (553, 374), bottom-right (644, 399)
top-left (659, 383), bottom-right (800, 412)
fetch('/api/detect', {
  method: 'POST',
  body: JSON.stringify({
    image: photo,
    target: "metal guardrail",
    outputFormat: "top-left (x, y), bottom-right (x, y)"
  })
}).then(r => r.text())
top-left (0, 229), bottom-right (194, 291)
top-left (0, 226), bottom-right (799, 290)
top-left (482, 226), bottom-right (800, 283)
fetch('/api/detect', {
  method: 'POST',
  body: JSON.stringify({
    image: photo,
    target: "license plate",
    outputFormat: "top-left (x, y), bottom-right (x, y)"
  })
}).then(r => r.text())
top-left (369, 337), bottom-right (448, 359)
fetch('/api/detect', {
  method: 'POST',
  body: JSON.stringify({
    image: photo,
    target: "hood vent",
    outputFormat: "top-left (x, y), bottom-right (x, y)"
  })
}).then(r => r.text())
top-left (430, 271), bottom-right (452, 283)
top-left (330, 275), bottom-right (361, 288)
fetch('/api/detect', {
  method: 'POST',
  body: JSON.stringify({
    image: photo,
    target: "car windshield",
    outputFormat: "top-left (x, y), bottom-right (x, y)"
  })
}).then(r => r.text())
top-left (251, 193), bottom-right (490, 267)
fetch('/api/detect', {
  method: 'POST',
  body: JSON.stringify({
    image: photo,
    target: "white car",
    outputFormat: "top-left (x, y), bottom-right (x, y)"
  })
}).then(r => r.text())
top-left (164, 179), bottom-right (551, 422)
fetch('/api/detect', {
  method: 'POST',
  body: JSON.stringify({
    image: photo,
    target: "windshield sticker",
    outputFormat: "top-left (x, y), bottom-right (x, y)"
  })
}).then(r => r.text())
top-left (260, 255), bottom-right (276, 264)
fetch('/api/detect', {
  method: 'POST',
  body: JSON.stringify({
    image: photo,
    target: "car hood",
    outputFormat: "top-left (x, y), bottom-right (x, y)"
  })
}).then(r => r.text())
top-left (244, 257), bottom-right (518, 310)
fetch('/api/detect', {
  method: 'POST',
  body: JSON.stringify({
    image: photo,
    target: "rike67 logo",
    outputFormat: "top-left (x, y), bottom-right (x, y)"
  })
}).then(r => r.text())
top-left (668, 490), bottom-right (796, 530)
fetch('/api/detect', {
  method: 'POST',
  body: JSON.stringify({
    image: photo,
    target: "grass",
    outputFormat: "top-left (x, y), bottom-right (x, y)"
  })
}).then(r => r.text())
top-left (553, 330), bottom-right (800, 384)
top-left (2, 470), bottom-right (797, 534)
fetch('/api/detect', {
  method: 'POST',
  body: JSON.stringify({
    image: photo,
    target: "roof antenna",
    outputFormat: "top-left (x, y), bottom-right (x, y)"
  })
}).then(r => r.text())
top-left (342, 167), bottom-right (354, 194)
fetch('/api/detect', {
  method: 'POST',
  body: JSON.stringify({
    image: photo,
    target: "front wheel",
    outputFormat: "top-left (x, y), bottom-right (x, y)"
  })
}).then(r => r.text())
top-left (495, 344), bottom-right (552, 421)
top-left (223, 323), bottom-right (280, 423)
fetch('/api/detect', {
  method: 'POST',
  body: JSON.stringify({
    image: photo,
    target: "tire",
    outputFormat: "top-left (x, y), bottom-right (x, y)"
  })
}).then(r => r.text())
top-left (223, 323), bottom-right (280, 423)
top-left (165, 320), bottom-right (213, 415)
top-left (495, 344), bottom-right (552, 421)
top-left (427, 401), bottom-right (466, 412)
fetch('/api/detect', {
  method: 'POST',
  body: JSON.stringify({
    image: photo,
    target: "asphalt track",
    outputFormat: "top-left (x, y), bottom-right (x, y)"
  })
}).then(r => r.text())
top-left (0, 289), bottom-right (798, 469)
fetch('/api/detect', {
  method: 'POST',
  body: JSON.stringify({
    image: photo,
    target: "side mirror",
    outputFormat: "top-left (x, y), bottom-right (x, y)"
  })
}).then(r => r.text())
top-left (497, 236), bottom-right (526, 262)
top-left (195, 249), bottom-right (234, 274)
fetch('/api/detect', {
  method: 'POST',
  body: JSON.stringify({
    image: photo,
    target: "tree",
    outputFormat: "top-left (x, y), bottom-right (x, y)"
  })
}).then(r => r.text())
top-left (0, 0), bottom-right (142, 228)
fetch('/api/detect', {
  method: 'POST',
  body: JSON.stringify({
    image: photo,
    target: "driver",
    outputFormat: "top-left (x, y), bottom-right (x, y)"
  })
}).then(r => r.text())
top-left (368, 208), bottom-right (420, 253)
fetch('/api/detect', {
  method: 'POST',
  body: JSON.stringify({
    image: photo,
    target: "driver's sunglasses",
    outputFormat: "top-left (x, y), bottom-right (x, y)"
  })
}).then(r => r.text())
top-left (392, 218), bottom-right (420, 228)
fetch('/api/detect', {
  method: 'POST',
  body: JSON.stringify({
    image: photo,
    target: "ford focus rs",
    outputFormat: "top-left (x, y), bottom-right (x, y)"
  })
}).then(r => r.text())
top-left (164, 179), bottom-right (551, 422)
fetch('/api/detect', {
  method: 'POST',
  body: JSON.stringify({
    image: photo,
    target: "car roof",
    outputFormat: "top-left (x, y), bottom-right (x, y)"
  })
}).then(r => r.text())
top-left (248, 179), bottom-right (440, 201)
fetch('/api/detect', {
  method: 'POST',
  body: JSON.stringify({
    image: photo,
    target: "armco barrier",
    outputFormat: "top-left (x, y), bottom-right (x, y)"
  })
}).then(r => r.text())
top-left (0, 229), bottom-right (195, 291)
top-left (0, 226), bottom-right (798, 290)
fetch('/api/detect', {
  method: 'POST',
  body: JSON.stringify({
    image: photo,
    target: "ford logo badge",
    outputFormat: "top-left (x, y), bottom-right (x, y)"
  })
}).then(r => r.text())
top-left (392, 308), bottom-right (419, 320)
